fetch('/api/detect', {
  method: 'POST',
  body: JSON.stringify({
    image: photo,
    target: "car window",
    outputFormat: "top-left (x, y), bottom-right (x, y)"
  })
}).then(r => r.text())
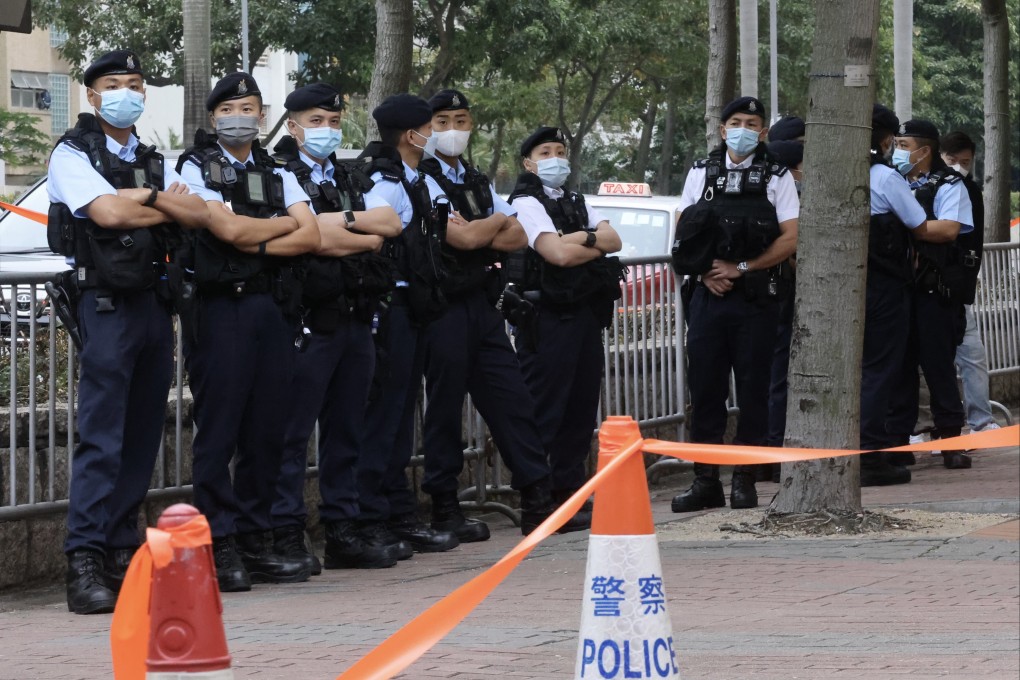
top-left (596, 207), bottom-right (671, 258)
top-left (0, 181), bottom-right (51, 253)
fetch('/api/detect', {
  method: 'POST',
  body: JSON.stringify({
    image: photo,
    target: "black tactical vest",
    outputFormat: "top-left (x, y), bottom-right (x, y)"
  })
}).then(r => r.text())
top-left (955, 175), bottom-right (984, 305)
top-left (47, 113), bottom-right (169, 291)
top-left (507, 172), bottom-right (624, 324)
top-left (671, 145), bottom-right (783, 276)
top-left (867, 156), bottom-right (914, 283)
top-left (912, 168), bottom-right (968, 302)
top-left (419, 156), bottom-right (498, 297)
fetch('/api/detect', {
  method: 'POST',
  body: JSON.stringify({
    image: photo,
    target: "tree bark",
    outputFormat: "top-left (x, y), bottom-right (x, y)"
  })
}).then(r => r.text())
top-left (419, 0), bottom-right (462, 99)
top-left (656, 91), bottom-right (677, 195)
top-left (771, 0), bottom-right (881, 515)
top-left (705, 0), bottom-right (737, 151)
top-left (487, 120), bottom-right (505, 183)
top-left (981, 0), bottom-right (1011, 244)
top-left (633, 89), bottom-right (659, 181)
top-left (366, 0), bottom-right (413, 143)
top-left (182, 0), bottom-right (212, 140)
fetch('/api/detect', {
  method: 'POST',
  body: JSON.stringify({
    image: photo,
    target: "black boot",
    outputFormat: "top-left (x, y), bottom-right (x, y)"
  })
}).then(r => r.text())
top-left (886, 452), bottom-right (916, 466)
top-left (66, 549), bottom-right (118, 615)
top-left (671, 464), bottom-right (725, 513)
top-left (212, 536), bottom-right (251, 592)
top-left (860, 452), bottom-right (911, 487)
top-left (236, 531), bottom-right (311, 584)
top-left (388, 513), bottom-right (460, 553)
top-left (729, 469), bottom-right (758, 509)
top-left (272, 526), bottom-right (322, 576)
top-left (520, 478), bottom-right (589, 536)
top-left (104, 547), bottom-right (137, 593)
top-left (942, 451), bottom-right (973, 469)
top-left (431, 491), bottom-right (490, 543)
top-left (552, 489), bottom-right (593, 530)
top-left (323, 519), bottom-right (399, 569)
top-left (356, 520), bottom-right (414, 561)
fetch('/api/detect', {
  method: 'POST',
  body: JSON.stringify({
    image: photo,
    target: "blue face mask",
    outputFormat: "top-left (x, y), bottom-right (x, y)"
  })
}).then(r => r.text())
top-left (93, 87), bottom-right (145, 129)
top-left (892, 148), bottom-right (916, 176)
top-left (299, 125), bottom-right (343, 159)
top-left (724, 126), bottom-right (761, 157)
top-left (533, 157), bottom-right (571, 188)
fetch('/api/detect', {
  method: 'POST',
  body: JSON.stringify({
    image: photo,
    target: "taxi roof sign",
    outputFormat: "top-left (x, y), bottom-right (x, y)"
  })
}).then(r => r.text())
top-left (598, 182), bottom-right (653, 197)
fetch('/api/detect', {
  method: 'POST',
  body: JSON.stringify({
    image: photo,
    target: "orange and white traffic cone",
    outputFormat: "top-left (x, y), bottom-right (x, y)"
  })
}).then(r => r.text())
top-left (575, 416), bottom-right (680, 679)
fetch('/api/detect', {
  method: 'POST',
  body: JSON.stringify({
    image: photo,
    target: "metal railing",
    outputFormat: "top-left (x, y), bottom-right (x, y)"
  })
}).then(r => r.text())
top-left (973, 242), bottom-right (1020, 377)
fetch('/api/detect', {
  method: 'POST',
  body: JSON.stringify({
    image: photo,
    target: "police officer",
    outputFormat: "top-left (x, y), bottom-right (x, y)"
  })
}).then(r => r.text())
top-left (354, 94), bottom-right (461, 554)
top-left (507, 126), bottom-right (624, 531)
top-left (418, 91), bottom-right (576, 540)
top-left (670, 96), bottom-right (799, 512)
top-left (178, 72), bottom-right (321, 591)
top-left (886, 120), bottom-right (975, 470)
top-left (269, 83), bottom-right (406, 571)
top-left (48, 50), bottom-right (211, 613)
top-left (767, 116), bottom-right (805, 144)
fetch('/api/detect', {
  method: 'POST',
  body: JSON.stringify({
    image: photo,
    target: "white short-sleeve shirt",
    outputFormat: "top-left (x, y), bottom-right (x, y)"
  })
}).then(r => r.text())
top-left (510, 183), bottom-right (608, 249)
top-left (678, 153), bottom-right (800, 224)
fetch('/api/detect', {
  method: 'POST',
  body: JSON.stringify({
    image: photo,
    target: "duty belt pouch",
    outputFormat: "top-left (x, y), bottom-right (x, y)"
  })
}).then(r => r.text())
top-left (47, 203), bottom-right (76, 256)
top-left (86, 225), bottom-right (157, 290)
top-left (742, 270), bottom-right (778, 306)
top-left (671, 208), bottom-right (716, 275)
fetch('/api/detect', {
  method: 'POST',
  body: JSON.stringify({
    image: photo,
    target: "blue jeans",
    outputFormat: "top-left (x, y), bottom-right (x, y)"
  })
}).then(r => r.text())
top-left (955, 305), bottom-right (995, 430)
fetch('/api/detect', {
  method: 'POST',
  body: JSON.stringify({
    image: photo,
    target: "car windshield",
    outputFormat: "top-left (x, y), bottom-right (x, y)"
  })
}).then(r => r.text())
top-left (597, 207), bottom-right (671, 258)
top-left (0, 182), bottom-right (51, 253)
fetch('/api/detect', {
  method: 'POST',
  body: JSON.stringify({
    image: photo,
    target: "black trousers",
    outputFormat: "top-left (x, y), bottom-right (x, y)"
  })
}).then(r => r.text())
top-left (859, 272), bottom-right (912, 451)
top-left (766, 290), bottom-right (795, 447)
top-left (686, 285), bottom-right (781, 480)
top-left (186, 293), bottom-right (294, 538)
top-left (65, 289), bottom-right (173, 554)
top-left (421, 289), bottom-right (550, 495)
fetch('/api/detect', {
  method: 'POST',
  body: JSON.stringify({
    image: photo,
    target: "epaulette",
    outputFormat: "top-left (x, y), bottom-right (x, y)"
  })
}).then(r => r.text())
top-left (692, 158), bottom-right (709, 169)
top-left (768, 162), bottom-right (788, 177)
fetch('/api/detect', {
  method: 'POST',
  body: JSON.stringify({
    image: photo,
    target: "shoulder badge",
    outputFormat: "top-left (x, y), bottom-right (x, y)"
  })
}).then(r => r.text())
top-left (693, 158), bottom-right (708, 169)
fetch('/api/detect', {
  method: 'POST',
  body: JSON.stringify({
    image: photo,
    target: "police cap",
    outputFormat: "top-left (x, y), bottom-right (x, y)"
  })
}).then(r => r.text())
top-left (206, 72), bottom-right (262, 111)
top-left (428, 89), bottom-right (470, 112)
top-left (720, 96), bottom-right (767, 123)
top-left (83, 50), bottom-right (144, 87)
top-left (871, 103), bottom-right (899, 135)
top-left (520, 126), bottom-right (567, 157)
top-left (285, 83), bottom-right (343, 113)
top-left (372, 94), bottom-right (433, 131)
top-left (896, 119), bottom-right (940, 140)
top-left (767, 116), bottom-right (805, 142)
top-left (767, 140), bottom-right (804, 169)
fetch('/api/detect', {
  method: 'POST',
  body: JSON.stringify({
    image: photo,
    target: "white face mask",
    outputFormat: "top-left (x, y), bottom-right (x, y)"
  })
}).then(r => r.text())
top-left (434, 129), bottom-right (471, 157)
top-left (950, 163), bottom-right (970, 178)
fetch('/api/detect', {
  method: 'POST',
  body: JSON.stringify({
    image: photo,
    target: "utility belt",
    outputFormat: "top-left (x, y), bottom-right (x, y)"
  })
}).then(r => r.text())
top-left (305, 299), bottom-right (370, 334)
top-left (695, 262), bottom-right (792, 304)
top-left (198, 271), bottom-right (274, 297)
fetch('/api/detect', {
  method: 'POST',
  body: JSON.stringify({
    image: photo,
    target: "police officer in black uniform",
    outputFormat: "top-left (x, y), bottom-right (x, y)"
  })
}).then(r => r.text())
top-left (885, 120), bottom-right (975, 470)
top-left (506, 126), bottom-right (624, 531)
top-left (269, 83), bottom-right (407, 572)
top-left (48, 50), bottom-right (211, 614)
top-left (670, 96), bottom-right (799, 512)
top-left (178, 72), bottom-right (321, 591)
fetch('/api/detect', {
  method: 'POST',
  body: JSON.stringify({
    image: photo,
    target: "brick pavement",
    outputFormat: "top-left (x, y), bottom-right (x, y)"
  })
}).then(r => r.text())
top-left (0, 446), bottom-right (1016, 679)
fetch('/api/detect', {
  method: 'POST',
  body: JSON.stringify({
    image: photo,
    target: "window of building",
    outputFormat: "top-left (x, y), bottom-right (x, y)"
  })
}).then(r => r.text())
top-left (49, 74), bottom-right (70, 133)
top-left (255, 51), bottom-right (270, 68)
top-left (10, 71), bottom-right (50, 109)
top-left (259, 105), bottom-right (271, 134)
top-left (49, 25), bottom-right (68, 47)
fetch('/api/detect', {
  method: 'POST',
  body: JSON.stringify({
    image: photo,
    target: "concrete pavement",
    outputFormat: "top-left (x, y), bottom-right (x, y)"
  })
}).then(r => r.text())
top-left (0, 445), bottom-right (1017, 679)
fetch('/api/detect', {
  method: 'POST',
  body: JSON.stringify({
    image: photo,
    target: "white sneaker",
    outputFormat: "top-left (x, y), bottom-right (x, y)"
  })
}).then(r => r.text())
top-left (973, 422), bottom-right (1001, 432)
top-left (910, 433), bottom-right (940, 456)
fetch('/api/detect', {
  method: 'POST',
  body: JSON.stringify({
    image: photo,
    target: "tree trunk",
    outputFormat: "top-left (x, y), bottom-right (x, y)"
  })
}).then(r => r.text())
top-left (488, 120), bottom-right (505, 183)
top-left (633, 91), bottom-right (659, 181)
top-left (656, 91), bottom-right (677, 195)
top-left (738, 0), bottom-right (758, 98)
top-left (182, 0), bottom-right (212, 140)
top-left (705, 0), bottom-right (737, 151)
top-left (366, 0), bottom-right (413, 143)
top-left (981, 0), bottom-right (1011, 244)
top-left (419, 0), bottom-right (462, 99)
top-left (771, 0), bottom-right (881, 515)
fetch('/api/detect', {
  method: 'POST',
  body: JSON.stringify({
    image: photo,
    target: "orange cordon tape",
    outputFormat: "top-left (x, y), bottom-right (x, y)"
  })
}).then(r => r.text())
top-left (336, 424), bottom-right (1018, 679)
top-left (0, 200), bottom-right (48, 225)
top-left (110, 515), bottom-right (213, 680)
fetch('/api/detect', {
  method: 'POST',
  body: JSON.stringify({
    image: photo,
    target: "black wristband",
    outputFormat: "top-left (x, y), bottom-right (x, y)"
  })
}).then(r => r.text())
top-left (584, 230), bottom-right (597, 248)
top-left (143, 185), bottom-right (159, 207)
top-left (258, 241), bottom-right (267, 256)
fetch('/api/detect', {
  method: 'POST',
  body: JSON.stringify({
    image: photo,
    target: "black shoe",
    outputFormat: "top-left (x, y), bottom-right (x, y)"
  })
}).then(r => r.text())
top-left (212, 537), bottom-right (252, 593)
top-left (388, 514), bottom-right (460, 553)
top-left (431, 491), bottom-right (491, 543)
top-left (771, 464), bottom-right (781, 484)
top-left (520, 478), bottom-right (589, 535)
top-left (66, 549), bottom-right (118, 615)
top-left (671, 478), bottom-right (725, 513)
top-left (273, 526), bottom-right (322, 576)
top-left (323, 520), bottom-right (398, 569)
top-left (860, 461), bottom-right (912, 486)
top-left (236, 531), bottom-right (311, 584)
top-left (552, 489), bottom-right (593, 530)
top-left (356, 520), bottom-right (414, 561)
top-left (887, 452), bottom-right (916, 466)
top-left (942, 450), bottom-right (972, 469)
top-left (104, 547), bottom-right (136, 593)
top-left (730, 473), bottom-right (758, 509)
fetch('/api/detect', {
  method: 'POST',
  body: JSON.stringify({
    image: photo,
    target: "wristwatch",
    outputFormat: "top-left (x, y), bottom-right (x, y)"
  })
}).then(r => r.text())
top-left (736, 261), bottom-right (749, 274)
top-left (343, 210), bottom-right (356, 227)
top-left (584, 231), bottom-right (598, 248)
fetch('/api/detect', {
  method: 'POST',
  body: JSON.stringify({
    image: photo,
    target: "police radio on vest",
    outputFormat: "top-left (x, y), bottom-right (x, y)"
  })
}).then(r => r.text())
top-left (598, 182), bottom-right (653, 197)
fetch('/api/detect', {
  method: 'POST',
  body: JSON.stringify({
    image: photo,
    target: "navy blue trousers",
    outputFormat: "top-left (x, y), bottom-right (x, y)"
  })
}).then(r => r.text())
top-left (686, 285), bottom-right (780, 477)
top-left (65, 289), bottom-right (173, 554)
top-left (421, 290), bottom-right (550, 495)
top-left (766, 291), bottom-right (795, 447)
top-left (356, 301), bottom-right (423, 521)
top-left (186, 293), bottom-right (294, 538)
top-left (272, 318), bottom-right (375, 527)
top-left (515, 303), bottom-right (603, 493)
top-left (859, 272), bottom-right (912, 451)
